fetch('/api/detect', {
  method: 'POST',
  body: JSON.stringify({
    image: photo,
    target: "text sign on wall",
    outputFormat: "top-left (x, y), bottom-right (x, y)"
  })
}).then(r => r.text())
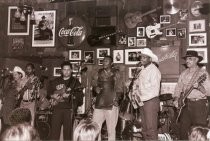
top-left (151, 46), bottom-right (180, 76)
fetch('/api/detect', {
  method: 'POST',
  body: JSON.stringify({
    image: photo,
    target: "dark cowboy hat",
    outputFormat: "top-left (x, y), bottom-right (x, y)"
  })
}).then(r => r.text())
top-left (182, 50), bottom-right (203, 62)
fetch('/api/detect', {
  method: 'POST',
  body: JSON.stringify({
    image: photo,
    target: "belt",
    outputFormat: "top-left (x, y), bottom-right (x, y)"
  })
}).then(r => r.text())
top-left (187, 98), bottom-right (207, 102)
top-left (22, 99), bottom-right (34, 102)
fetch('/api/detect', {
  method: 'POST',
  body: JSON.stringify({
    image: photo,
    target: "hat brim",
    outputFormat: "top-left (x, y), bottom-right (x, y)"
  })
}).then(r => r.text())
top-left (182, 55), bottom-right (203, 62)
top-left (140, 53), bottom-right (159, 63)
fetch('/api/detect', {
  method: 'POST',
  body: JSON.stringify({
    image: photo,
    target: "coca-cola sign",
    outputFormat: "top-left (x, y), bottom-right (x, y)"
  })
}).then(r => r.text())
top-left (58, 16), bottom-right (87, 48)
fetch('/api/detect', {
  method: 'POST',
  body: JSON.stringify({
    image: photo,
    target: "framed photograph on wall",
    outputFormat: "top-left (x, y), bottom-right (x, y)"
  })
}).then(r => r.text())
top-left (84, 51), bottom-right (95, 64)
top-left (69, 50), bottom-right (82, 61)
top-left (113, 50), bottom-right (124, 63)
top-left (71, 62), bottom-right (81, 72)
top-left (32, 10), bottom-right (56, 47)
top-left (160, 15), bottom-right (171, 24)
top-left (137, 39), bottom-right (147, 47)
top-left (118, 34), bottom-right (127, 45)
top-left (189, 20), bottom-right (205, 32)
top-left (137, 27), bottom-right (145, 37)
top-left (125, 49), bottom-right (143, 65)
top-left (97, 48), bottom-right (110, 59)
top-left (7, 6), bottom-right (30, 35)
top-left (128, 37), bottom-right (136, 47)
top-left (189, 33), bottom-right (207, 46)
top-left (53, 67), bottom-right (61, 77)
top-left (160, 82), bottom-right (177, 95)
top-left (187, 48), bottom-right (208, 63)
top-left (177, 28), bottom-right (186, 39)
top-left (128, 67), bottom-right (141, 78)
top-left (166, 28), bottom-right (176, 36)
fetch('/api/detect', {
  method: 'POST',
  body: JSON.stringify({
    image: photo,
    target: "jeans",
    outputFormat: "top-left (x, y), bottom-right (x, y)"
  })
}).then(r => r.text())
top-left (92, 106), bottom-right (119, 141)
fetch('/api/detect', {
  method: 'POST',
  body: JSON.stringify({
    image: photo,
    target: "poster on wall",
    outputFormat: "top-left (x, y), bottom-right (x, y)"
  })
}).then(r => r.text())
top-left (32, 10), bottom-right (56, 47)
top-left (7, 6), bottom-right (30, 35)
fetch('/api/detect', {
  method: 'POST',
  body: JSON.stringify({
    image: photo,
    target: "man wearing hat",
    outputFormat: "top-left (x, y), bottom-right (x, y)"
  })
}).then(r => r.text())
top-left (173, 50), bottom-right (210, 140)
top-left (38, 15), bottom-right (53, 40)
top-left (133, 48), bottom-right (161, 140)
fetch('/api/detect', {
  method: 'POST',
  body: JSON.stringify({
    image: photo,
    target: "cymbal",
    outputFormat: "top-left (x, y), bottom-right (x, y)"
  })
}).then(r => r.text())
top-left (165, 0), bottom-right (180, 14)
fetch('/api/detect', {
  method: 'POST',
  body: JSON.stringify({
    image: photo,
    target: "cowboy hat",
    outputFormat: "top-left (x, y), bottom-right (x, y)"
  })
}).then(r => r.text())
top-left (182, 50), bottom-right (203, 62)
top-left (140, 48), bottom-right (159, 63)
top-left (12, 66), bottom-right (25, 78)
top-left (41, 16), bottom-right (46, 19)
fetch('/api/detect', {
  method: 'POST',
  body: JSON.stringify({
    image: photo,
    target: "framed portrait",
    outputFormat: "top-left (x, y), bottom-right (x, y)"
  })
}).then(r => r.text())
top-left (118, 34), bottom-right (127, 45)
top-left (177, 28), bottom-right (186, 39)
top-left (137, 39), bottom-right (147, 47)
top-left (125, 49), bottom-right (143, 65)
top-left (71, 62), bottom-right (81, 72)
top-left (113, 50), bottom-right (124, 63)
top-left (53, 67), bottom-right (61, 77)
top-left (189, 20), bottom-right (205, 32)
top-left (32, 10), bottom-right (56, 47)
top-left (84, 51), bottom-right (95, 64)
top-left (7, 6), bottom-right (30, 35)
top-left (128, 67), bottom-right (141, 78)
top-left (98, 59), bottom-right (103, 65)
top-left (137, 27), bottom-right (145, 37)
top-left (166, 28), bottom-right (176, 36)
top-left (160, 15), bottom-right (171, 24)
top-left (160, 82), bottom-right (177, 95)
top-left (69, 50), bottom-right (82, 61)
top-left (128, 37), bottom-right (136, 47)
top-left (97, 48), bottom-right (110, 59)
top-left (189, 33), bottom-right (207, 46)
top-left (187, 48), bottom-right (208, 63)
top-left (11, 37), bottom-right (24, 50)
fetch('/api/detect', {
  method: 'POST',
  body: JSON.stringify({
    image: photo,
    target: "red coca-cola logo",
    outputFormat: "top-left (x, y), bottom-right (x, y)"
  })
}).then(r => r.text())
top-left (58, 16), bottom-right (88, 48)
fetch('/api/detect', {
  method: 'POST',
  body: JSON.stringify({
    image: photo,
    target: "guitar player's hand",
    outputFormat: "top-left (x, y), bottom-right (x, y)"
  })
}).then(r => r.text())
top-left (173, 97), bottom-right (179, 108)
top-left (63, 93), bottom-right (70, 98)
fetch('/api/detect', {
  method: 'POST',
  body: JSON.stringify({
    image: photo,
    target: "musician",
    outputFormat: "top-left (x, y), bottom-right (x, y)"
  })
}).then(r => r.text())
top-left (19, 63), bottom-right (40, 126)
top-left (91, 56), bottom-right (123, 141)
top-left (173, 51), bottom-right (210, 140)
top-left (134, 48), bottom-right (161, 140)
top-left (47, 61), bottom-right (84, 140)
top-left (0, 66), bottom-right (25, 133)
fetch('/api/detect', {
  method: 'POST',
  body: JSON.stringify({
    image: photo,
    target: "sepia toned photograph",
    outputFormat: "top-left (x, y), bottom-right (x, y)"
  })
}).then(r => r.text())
top-left (166, 28), bottom-right (176, 36)
top-left (189, 20), bottom-right (205, 32)
top-left (177, 28), bottom-right (186, 39)
top-left (125, 49), bottom-right (143, 65)
top-left (189, 33), bottom-right (207, 46)
top-left (53, 67), bottom-right (61, 77)
top-left (137, 27), bottom-right (145, 37)
top-left (97, 48), bottom-right (110, 58)
top-left (69, 50), bottom-right (82, 60)
top-left (128, 37), bottom-right (136, 47)
top-left (84, 51), bottom-right (95, 64)
top-left (113, 50), bottom-right (124, 63)
top-left (128, 67), bottom-right (141, 78)
top-left (160, 15), bottom-right (171, 24)
top-left (187, 48), bottom-right (208, 63)
top-left (137, 39), bottom-right (147, 47)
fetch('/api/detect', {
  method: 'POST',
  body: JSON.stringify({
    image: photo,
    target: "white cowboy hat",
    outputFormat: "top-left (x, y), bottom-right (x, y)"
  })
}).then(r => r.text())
top-left (140, 48), bottom-right (159, 63)
top-left (12, 66), bottom-right (25, 78)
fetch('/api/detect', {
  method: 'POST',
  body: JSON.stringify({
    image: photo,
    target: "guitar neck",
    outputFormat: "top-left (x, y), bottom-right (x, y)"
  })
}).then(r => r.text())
top-left (141, 6), bottom-right (161, 17)
top-left (98, 32), bottom-right (117, 40)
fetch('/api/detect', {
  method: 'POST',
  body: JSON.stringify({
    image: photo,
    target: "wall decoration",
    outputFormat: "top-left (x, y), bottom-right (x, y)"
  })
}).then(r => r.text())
top-left (160, 82), bottom-right (177, 95)
top-left (160, 15), bottom-right (171, 24)
top-left (189, 20), bottom-right (205, 32)
top-left (98, 59), bottom-right (103, 65)
top-left (12, 38), bottom-right (24, 49)
top-left (189, 33), bottom-right (207, 46)
top-left (128, 67), bottom-right (141, 78)
top-left (118, 34), bottom-right (127, 45)
top-left (7, 6), bottom-right (30, 35)
top-left (128, 37), bottom-right (136, 47)
top-left (69, 50), bottom-right (82, 61)
top-left (113, 50), bottom-right (124, 63)
top-left (166, 28), bottom-right (176, 36)
top-left (71, 62), bottom-right (81, 72)
top-left (84, 51), bottom-right (95, 64)
top-left (97, 48), bottom-right (110, 59)
top-left (187, 48), bottom-right (208, 63)
top-left (191, 0), bottom-right (203, 17)
top-left (179, 9), bottom-right (188, 21)
top-left (53, 67), bottom-right (61, 77)
top-left (32, 10), bottom-right (56, 47)
top-left (137, 27), bottom-right (145, 37)
top-left (177, 28), bottom-right (186, 39)
top-left (125, 49), bottom-right (143, 65)
top-left (137, 39), bottom-right (147, 47)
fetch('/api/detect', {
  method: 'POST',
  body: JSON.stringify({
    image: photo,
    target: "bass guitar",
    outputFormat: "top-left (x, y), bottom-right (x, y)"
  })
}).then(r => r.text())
top-left (176, 73), bottom-right (207, 123)
top-left (124, 7), bottom-right (161, 29)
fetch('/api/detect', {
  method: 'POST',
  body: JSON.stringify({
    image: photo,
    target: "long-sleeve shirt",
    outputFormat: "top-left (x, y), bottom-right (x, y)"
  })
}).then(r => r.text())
top-left (135, 63), bottom-right (161, 101)
top-left (174, 67), bottom-right (210, 99)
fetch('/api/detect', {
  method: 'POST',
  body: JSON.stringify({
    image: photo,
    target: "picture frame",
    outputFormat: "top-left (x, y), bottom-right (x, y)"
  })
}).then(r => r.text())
top-left (160, 82), bottom-right (177, 95)
top-left (187, 48), bottom-right (208, 63)
top-left (118, 34), bottom-right (127, 45)
top-left (71, 62), bottom-right (81, 72)
top-left (53, 67), bottom-right (61, 77)
top-left (32, 10), bottom-right (56, 47)
top-left (160, 15), bottom-right (171, 24)
top-left (98, 59), bottom-right (103, 65)
top-left (69, 50), bottom-right (82, 61)
top-left (128, 37), bottom-right (136, 47)
top-left (84, 51), bottom-right (95, 64)
top-left (113, 50), bottom-right (124, 63)
top-left (137, 38), bottom-right (147, 47)
top-left (7, 6), bottom-right (30, 35)
top-left (97, 48), bottom-right (110, 59)
top-left (189, 20), bottom-right (205, 32)
top-left (128, 67), bottom-right (141, 78)
top-left (166, 28), bottom-right (176, 36)
top-left (189, 33), bottom-right (207, 46)
top-left (177, 28), bottom-right (186, 39)
top-left (179, 9), bottom-right (188, 21)
top-left (137, 27), bottom-right (145, 37)
top-left (125, 49), bottom-right (143, 65)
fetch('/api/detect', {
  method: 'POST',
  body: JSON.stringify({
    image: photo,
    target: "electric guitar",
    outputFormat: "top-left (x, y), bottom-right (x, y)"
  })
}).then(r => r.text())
top-left (176, 73), bottom-right (207, 123)
top-left (146, 21), bottom-right (183, 39)
top-left (124, 7), bottom-right (161, 29)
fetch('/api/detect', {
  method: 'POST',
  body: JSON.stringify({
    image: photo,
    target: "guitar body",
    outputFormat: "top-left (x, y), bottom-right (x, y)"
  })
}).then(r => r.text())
top-left (124, 12), bottom-right (142, 29)
top-left (87, 35), bottom-right (101, 46)
top-left (146, 23), bottom-right (162, 38)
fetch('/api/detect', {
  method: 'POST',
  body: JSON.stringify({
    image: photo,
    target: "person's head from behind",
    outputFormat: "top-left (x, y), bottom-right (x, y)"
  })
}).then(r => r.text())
top-left (73, 120), bottom-right (100, 141)
top-left (1, 123), bottom-right (40, 141)
top-left (188, 126), bottom-right (210, 141)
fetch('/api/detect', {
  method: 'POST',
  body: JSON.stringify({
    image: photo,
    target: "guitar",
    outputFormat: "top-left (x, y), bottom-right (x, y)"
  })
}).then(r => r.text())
top-left (124, 7), bottom-right (161, 29)
top-left (146, 21), bottom-right (183, 39)
top-left (87, 31), bottom-right (122, 46)
top-left (176, 73), bottom-right (207, 123)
